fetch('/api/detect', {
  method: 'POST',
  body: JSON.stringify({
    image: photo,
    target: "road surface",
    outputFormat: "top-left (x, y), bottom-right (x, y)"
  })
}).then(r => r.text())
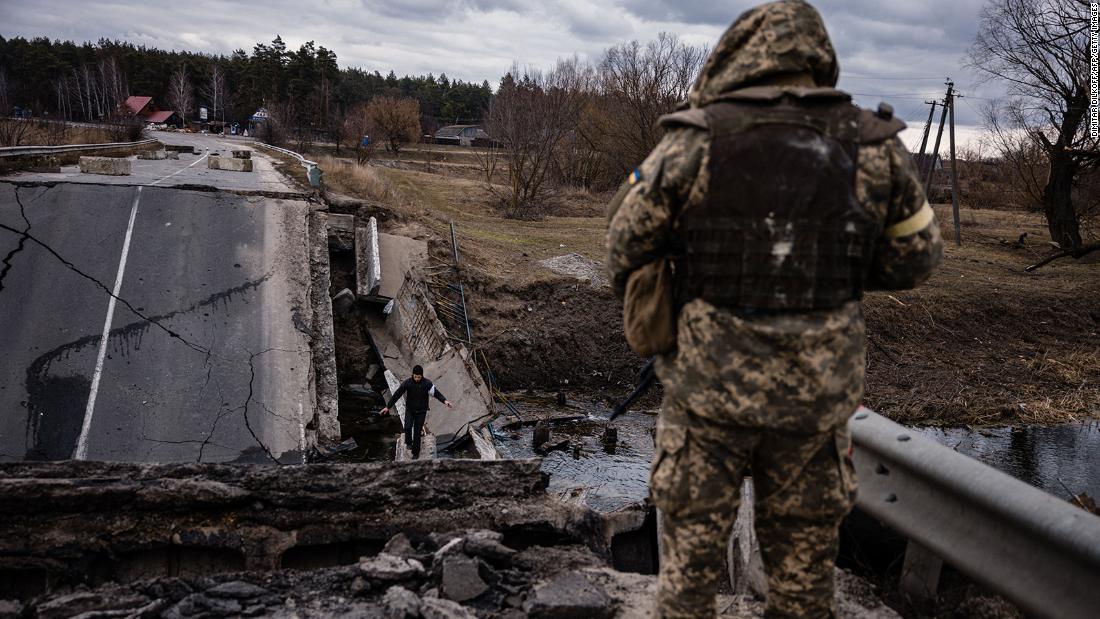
top-left (0, 134), bottom-right (317, 463)
top-left (13, 131), bottom-right (298, 193)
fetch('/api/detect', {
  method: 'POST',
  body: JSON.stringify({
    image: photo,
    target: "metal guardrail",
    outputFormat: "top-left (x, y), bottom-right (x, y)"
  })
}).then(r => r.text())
top-left (0, 138), bottom-right (159, 158)
top-left (851, 407), bottom-right (1100, 619)
top-left (259, 143), bottom-right (322, 187)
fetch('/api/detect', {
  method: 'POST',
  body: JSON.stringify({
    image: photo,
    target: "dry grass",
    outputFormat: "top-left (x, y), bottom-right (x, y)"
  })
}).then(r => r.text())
top-left (0, 119), bottom-right (124, 147)
top-left (321, 157), bottom-right (610, 285)
top-left (316, 155), bottom-right (395, 202)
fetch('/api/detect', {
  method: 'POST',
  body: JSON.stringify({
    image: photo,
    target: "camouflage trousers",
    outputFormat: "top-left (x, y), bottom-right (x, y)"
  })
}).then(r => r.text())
top-left (651, 400), bottom-right (857, 619)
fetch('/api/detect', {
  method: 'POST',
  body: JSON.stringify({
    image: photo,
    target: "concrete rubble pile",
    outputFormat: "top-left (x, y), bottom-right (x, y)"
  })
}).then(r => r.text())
top-left (0, 459), bottom-right (900, 619)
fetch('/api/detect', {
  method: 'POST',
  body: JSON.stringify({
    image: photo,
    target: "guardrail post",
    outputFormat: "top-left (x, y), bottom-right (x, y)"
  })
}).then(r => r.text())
top-left (900, 540), bottom-right (943, 602)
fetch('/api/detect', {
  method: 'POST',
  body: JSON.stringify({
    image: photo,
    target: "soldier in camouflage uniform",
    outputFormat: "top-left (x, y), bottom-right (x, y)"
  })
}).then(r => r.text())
top-left (606, 1), bottom-right (943, 617)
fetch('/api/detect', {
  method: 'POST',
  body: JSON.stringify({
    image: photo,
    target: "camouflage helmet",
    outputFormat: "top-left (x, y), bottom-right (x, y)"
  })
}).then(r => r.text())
top-left (689, 0), bottom-right (839, 108)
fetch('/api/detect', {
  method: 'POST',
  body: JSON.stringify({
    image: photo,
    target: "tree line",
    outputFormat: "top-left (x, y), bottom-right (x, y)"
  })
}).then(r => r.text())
top-left (0, 35), bottom-right (492, 135)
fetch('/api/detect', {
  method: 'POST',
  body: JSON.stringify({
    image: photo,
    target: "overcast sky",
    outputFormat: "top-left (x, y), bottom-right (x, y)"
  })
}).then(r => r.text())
top-left (1, 0), bottom-right (997, 148)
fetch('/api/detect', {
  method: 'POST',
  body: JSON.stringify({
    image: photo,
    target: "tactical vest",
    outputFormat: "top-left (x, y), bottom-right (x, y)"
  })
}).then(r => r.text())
top-left (675, 96), bottom-right (879, 311)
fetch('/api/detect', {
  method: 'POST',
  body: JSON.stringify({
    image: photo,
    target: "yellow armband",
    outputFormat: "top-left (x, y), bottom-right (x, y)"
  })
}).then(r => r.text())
top-left (885, 201), bottom-right (934, 238)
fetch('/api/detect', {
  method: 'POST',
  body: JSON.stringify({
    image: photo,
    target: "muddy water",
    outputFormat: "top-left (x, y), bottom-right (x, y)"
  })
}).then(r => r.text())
top-left (919, 422), bottom-right (1100, 500)
top-left (491, 393), bottom-right (1099, 512)
top-left (493, 394), bottom-right (656, 513)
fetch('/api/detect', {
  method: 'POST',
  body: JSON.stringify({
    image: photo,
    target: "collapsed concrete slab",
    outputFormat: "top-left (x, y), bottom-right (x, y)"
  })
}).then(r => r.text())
top-left (369, 275), bottom-right (496, 456)
top-left (208, 155), bottom-right (254, 172)
top-left (376, 233), bottom-right (428, 300)
top-left (79, 156), bottom-right (131, 176)
top-left (356, 217), bottom-right (382, 297)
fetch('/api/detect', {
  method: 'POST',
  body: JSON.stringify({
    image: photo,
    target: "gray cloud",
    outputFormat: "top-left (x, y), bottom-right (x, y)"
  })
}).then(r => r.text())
top-left (1, 0), bottom-right (997, 132)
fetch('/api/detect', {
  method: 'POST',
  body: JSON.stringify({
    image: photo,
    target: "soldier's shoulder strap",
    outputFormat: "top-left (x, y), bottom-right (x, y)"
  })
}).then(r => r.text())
top-left (657, 108), bottom-right (708, 131)
top-left (858, 102), bottom-right (906, 144)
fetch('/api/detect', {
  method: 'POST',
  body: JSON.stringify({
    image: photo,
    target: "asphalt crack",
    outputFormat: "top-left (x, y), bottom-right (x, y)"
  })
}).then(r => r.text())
top-left (0, 187), bottom-right (32, 292)
top-left (0, 218), bottom-right (211, 356)
top-left (237, 348), bottom-right (295, 465)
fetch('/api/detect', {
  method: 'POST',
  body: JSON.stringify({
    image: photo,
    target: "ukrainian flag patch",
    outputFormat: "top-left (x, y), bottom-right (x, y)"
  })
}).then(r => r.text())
top-left (628, 169), bottom-right (642, 185)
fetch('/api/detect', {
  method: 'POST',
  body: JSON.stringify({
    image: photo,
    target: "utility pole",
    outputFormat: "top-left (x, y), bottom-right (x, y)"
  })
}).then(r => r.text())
top-left (924, 83), bottom-right (952, 196)
top-left (947, 83), bottom-right (962, 246)
top-left (917, 100), bottom-right (937, 160)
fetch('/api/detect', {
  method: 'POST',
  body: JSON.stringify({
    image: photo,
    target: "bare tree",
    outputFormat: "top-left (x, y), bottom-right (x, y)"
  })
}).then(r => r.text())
top-left (969, 0), bottom-right (1097, 249)
top-left (366, 96), bottom-right (421, 156)
top-left (167, 67), bottom-right (194, 126)
top-left (201, 65), bottom-right (229, 123)
top-left (583, 32), bottom-right (708, 180)
top-left (342, 103), bottom-right (375, 164)
top-left (486, 59), bottom-right (589, 218)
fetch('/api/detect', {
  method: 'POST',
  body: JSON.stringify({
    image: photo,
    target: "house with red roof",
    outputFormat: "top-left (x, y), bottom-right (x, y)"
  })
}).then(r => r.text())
top-left (124, 96), bottom-right (177, 125)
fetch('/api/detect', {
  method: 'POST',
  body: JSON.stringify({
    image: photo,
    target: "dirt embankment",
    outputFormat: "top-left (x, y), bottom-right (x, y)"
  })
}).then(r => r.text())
top-left (863, 206), bottom-right (1099, 425)
top-left (319, 154), bottom-right (1098, 427)
top-left (465, 277), bottom-right (642, 395)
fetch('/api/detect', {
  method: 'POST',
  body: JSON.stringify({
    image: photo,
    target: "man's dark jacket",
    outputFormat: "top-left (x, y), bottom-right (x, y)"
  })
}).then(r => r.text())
top-left (386, 378), bottom-right (447, 413)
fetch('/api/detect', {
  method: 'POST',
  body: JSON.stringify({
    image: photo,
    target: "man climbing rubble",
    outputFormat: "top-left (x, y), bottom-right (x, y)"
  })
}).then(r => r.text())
top-left (381, 365), bottom-right (454, 459)
top-left (606, 1), bottom-right (943, 617)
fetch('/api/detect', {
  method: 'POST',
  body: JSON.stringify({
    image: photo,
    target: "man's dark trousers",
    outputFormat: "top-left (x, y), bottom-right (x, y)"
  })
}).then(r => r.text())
top-left (404, 409), bottom-right (428, 459)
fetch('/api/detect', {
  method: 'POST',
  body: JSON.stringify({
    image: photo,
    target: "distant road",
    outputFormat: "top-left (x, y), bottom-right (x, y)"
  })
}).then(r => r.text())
top-left (0, 134), bottom-right (316, 463)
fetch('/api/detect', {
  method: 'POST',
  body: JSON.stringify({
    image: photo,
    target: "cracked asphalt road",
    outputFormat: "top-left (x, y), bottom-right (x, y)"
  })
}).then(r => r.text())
top-left (0, 179), bottom-right (314, 464)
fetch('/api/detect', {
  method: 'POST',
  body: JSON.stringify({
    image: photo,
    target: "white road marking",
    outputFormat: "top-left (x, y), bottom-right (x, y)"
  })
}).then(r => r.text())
top-left (298, 402), bottom-right (306, 464)
top-left (74, 186), bottom-right (142, 460)
top-left (147, 151), bottom-right (210, 186)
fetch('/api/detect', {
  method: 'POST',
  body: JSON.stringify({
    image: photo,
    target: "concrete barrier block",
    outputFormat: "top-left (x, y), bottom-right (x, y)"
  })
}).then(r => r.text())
top-left (164, 144), bottom-right (196, 154)
top-left (231, 149), bottom-right (252, 159)
top-left (208, 155), bottom-right (254, 172)
top-left (79, 156), bottom-right (131, 176)
top-left (137, 150), bottom-right (167, 160)
top-left (166, 150), bottom-right (179, 160)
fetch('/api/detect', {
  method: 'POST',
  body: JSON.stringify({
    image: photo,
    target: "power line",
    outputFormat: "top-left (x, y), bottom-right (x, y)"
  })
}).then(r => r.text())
top-left (843, 74), bottom-right (946, 80)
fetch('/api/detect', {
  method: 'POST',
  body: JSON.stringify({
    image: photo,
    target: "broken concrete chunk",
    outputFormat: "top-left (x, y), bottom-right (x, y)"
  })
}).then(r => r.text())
top-left (138, 150), bottom-right (168, 160)
top-left (35, 590), bottom-right (151, 619)
top-left (232, 149), bottom-right (252, 159)
top-left (524, 572), bottom-right (614, 619)
top-left (382, 585), bottom-right (421, 619)
top-left (359, 552), bottom-right (426, 582)
top-left (383, 532), bottom-right (417, 558)
top-left (167, 592), bottom-right (243, 618)
top-left (79, 156), bottom-right (131, 176)
top-left (533, 420), bottom-right (551, 449)
top-left (206, 580), bottom-right (270, 599)
top-left (208, 156), bottom-right (254, 172)
top-left (441, 555), bottom-right (489, 602)
top-left (464, 536), bottom-right (517, 564)
top-left (419, 597), bottom-right (478, 619)
top-left (433, 536), bottom-right (465, 565)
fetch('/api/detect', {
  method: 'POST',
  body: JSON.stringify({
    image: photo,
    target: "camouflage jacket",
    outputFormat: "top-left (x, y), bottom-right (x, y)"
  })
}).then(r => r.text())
top-left (606, 89), bottom-right (943, 433)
